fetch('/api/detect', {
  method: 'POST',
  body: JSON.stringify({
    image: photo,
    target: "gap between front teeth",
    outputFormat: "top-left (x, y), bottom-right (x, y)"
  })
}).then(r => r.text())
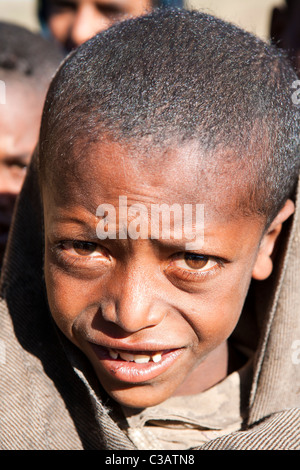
top-left (108, 349), bottom-right (162, 363)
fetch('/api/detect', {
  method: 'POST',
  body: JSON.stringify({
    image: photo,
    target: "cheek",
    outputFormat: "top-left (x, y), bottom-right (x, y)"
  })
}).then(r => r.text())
top-left (44, 256), bottom-right (97, 344)
top-left (48, 13), bottom-right (74, 42)
top-left (44, 266), bottom-right (75, 339)
top-left (188, 271), bottom-right (253, 347)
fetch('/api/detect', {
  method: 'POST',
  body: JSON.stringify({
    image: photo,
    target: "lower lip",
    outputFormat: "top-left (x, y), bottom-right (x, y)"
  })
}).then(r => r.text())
top-left (90, 344), bottom-right (183, 384)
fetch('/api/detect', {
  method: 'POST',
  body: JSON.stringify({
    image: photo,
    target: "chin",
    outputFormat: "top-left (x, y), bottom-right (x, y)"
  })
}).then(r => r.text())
top-left (103, 382), bottom-right (177, 410)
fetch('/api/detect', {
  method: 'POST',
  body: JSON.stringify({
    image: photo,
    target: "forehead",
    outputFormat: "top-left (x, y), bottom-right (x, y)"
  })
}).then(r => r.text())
top-left (44, 137), bottom-right (261, 227)
top-left (0, 79), bottom-right (44, 118)
top-left (0, 82), bottom-right (43, 154)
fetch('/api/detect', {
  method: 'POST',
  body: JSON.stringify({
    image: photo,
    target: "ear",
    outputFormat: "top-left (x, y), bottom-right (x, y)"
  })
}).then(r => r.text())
top-left (252, 199), bottom-right (295, 281)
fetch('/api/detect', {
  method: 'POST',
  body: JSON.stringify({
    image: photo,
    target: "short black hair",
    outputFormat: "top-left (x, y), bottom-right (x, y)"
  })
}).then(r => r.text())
top-left (0, 21), bottom-right (63, 89)
top-left (39, 8), bottom-right (300, 225)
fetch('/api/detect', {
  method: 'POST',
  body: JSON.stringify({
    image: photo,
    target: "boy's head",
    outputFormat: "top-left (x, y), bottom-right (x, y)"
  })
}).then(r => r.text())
top-left (0, 22), bottom-right (62, 262)
top-left (39, 9), bottom-right (299, 408)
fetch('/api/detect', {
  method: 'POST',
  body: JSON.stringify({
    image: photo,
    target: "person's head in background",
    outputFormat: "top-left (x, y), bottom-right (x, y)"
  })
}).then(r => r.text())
top-left (0, 22), bottom-right (63, 264)
top-left (38, 0), bottom-right (183, 53)
top-left (270, 0), bottom-right (300, 75)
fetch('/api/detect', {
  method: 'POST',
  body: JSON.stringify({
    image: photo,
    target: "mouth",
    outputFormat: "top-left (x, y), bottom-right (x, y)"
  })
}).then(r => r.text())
top-left (89, 343), bottom-right (183, 384)
top-left (107, 348), bottom-right (164, 363)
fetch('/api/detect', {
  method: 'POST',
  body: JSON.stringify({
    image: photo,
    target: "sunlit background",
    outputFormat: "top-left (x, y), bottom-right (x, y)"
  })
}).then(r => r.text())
top-left (0, 0), bottom-right (285, 41)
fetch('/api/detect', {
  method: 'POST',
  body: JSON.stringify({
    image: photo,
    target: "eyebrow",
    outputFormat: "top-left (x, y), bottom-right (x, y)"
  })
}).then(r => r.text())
top-left (49, 215), bottom-right (210, 252)
top-left (48, 216), bottom-right (99, 239)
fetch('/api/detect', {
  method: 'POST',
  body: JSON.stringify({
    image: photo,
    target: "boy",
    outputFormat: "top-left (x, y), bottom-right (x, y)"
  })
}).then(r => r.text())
top-left (0, 22), bottom-right (62, 265)
top-left (0, 9), bottom-right (299, 450)
top-left (37, 0), bottom-right (183, 52)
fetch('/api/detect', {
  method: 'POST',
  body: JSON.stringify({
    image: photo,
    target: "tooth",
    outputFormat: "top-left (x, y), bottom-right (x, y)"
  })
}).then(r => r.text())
top-left (151, 352), bottom-right (162, 363)
top-left (109, 349), bottom-right (118, 359)
top-left (112, 349), bottom-right (159, 364)
top-left (119, 351), bottom-right (135, 362)
top-left (134, 355), bottom-right (150, 364)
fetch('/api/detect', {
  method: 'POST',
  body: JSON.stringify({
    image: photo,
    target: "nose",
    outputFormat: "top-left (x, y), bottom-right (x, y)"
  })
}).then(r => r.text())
top-left (70, 4), bottom-right (111, 47)
top-left (101, 264), bottom-right (167, 333)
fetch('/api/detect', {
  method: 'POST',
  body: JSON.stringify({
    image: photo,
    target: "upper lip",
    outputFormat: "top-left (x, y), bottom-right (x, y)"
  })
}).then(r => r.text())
top-left (89, 340), bottom-right (180, 353)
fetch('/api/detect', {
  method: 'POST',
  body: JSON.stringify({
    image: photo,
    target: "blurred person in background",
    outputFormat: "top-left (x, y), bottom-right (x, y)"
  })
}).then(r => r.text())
top-left (37, 0), bottom-right (183, 53)
top-left (270, 0), bottom-right (300, 75)
top-left (0, 22), bottom-right (63, 265)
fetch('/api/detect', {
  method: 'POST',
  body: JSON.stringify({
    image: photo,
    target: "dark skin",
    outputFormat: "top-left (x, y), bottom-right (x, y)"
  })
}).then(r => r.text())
top-left (42, 138), bottom-right (294, 408)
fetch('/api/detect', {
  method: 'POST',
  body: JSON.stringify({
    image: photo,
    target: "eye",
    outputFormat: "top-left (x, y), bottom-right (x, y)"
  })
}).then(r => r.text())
top-left (70, 241), bottom-right (98, 256)
top-left (59, 240), bottom-right (108, 259)
top-left (52, 239), bottom-right (112, 275)
top-left (174, 253), bottom-right (218, 272)
top-left (4, 157), bottom-right (28, 172)
top-left (97, 5), bottom-right (123, 16)
top-left (51, 0), bottom-right (77, 12)
top-left (7, 161), bottom-right (27, 170)
top-left (165, 252), bottom-right (223, 284)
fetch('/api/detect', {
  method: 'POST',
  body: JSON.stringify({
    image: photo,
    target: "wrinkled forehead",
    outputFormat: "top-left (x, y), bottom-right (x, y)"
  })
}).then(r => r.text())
top-left (41, 136), bottom-right (264, 227)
